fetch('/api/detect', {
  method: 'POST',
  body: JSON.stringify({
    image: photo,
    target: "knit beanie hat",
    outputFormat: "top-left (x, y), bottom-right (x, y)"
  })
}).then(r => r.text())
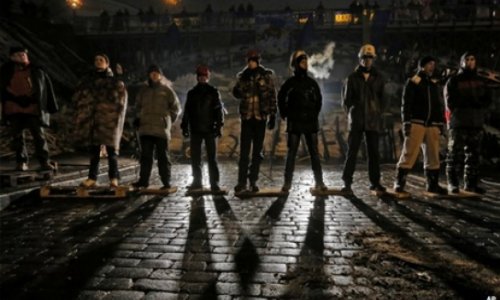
top-left (419, 55), bottom-right (436, 68)
top-left (147, 64), bottom-right (163, 75)
top-left (9, 46), bottom-right (28, 55)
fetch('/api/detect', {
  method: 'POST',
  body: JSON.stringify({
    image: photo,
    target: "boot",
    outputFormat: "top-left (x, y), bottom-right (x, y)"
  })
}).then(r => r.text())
top-left (281, 181), bottom-right (292, 192)
top-left (16, 162), bottom-right (28, 171)
top-left (80, 178), bottom-right (97, 188)
top-left (249, 181), bottom-right (259, 193)
top-left (341, 182), bottom-right (353, 195)
top-left (393, 168), bottom-right (409, 193)
top-left (234, 182), bottom-right (247, 193)
top-left (370, 183), bottom-right (387, 193)
top-left (425, 169), bottom-right (447, 195)
top-left (464, 175), bottom-right (485, 194)
top-left (188, 179), bottom-right (202, 190)
top-left (40, 160), bottom-right (56, 171)
top-left (446, 167), bottom-right (460, 194)
top-left (110, 178), bottom-right (119, 188)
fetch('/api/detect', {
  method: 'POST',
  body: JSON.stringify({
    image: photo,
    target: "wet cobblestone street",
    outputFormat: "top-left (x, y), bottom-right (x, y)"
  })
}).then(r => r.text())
top-left (1, 163), bottom-right (499, 299)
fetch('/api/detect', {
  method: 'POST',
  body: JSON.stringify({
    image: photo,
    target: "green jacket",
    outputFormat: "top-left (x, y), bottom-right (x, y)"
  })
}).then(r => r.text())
top-left (135, 81), bottom-right (181, 140)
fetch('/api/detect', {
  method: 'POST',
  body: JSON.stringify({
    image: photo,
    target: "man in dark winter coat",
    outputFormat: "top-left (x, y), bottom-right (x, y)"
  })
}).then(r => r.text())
top-left (132, 65), bottom-right (181, 189)
top-left (278, 50), bottom-right (327, 192)
top-left (232, 50), bottom-right (277, 193)
top-left (181, 65), bottom-right (224, 191)
top-left (0, 46), bottom-right (58, 171)
top-left (341, 44), bottom-right (386, 194)
top-left (445, 52), bottom-right (492, 194)
top-left (393, 56), bottom-right (447, 195)
top-left (74, 53), bottom-right (128, 188)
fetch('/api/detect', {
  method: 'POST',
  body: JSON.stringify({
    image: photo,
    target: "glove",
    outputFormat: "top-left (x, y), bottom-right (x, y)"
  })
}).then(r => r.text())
top-left (403, 122), bottom-right (412, 137)
top-left (182, 130), bottom-right (189, 138)
top-left (267, 115), bottom-right (276, 130)
top-left (133, 118), bottom-right (140, 129)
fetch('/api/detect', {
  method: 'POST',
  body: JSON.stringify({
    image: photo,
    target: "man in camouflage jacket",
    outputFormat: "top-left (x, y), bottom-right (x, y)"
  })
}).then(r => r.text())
top-left (232, 50), bottom-right (277, 193)
top-left (444, 52), bottom-right (492, 194)
top-left (73, 53), bottom-right (127, 187)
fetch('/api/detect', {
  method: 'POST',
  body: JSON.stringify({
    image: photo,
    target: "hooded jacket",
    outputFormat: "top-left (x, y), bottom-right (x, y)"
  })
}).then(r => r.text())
top-left (278, 69), bottom-right (322, 133)
top-left (444, 53), bottom-right (492, 129)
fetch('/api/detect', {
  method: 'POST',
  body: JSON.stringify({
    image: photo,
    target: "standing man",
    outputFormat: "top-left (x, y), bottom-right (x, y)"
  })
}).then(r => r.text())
top-left (393, 56), bottom-right (447, 195)
top-left (341, 44), bottom-right (386, 194)
top-left (232, 50), bottom-right (277, 193)
top-left (445, 52), bottom-right (492, 194)
top-left (181, 65), bottom-right (224, 191)
top-left (278, 50), bottom-right (327, 192)
top-left (0, 46), bottom-right (58, 171)
top-left (74, 53), bottom-right (127, 188)
top-left (132, 65), bottom-right (181, 189)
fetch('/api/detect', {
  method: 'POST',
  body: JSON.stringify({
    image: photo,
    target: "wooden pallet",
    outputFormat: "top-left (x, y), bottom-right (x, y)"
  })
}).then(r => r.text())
top-left (384, 189), bottom-right (411, 199)
top-left (235, 188), bottom-right (288, 199)
top-left (40, 185), bottom-right (129, 199)
top-left (185, 188), bottom-right (228, 197)
top-left (0, 170), bottom-right (54, 188)
top-left (423, 190), bottom-right (481, 199)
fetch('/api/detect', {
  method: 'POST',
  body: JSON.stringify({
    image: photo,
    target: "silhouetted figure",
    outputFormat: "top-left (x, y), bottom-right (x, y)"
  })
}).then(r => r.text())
top-left (99, 10), bottom-right (110, 32)
top-left (349, 0), bottom-right (364, 24)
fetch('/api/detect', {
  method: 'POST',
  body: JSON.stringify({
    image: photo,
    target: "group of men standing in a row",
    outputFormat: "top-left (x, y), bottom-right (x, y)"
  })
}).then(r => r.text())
top-left (0, 44), bottom-right (491, 195)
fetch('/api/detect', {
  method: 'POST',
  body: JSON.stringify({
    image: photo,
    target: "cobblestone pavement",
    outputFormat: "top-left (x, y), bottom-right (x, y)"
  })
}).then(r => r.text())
top-left (1, 163), bottom-right (499, 299)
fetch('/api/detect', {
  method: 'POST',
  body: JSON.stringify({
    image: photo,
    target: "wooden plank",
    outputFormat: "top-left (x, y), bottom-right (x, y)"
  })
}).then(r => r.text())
top-left (139, 186), bottom-right (178, 195)
top-left (423, 190), bottom-right (481, 199)
top-left (0, 170), bottom-right (53, 188)
top-left (40, 185), bottom-right (130, 199)
top-left (384, 189), bottom-right (411, 199)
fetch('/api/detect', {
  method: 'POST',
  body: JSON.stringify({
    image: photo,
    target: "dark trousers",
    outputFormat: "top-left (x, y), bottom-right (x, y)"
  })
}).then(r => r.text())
top-left (10, 115), bottom-right (49, 164)
top-left (88, 145), bottom-right (119, 180)
top-left (190, 133), bottom-right (220, 187)
top-left (342, 129), bottom-right (381, 185)
top-left (137, 135), bottom-right (171, 186)
top-left (238, 118), bottom-right (266, 184)
top-left (284, 132), bottom-right (324, 184)
top-left (446, 128), bottom-right (483, 186)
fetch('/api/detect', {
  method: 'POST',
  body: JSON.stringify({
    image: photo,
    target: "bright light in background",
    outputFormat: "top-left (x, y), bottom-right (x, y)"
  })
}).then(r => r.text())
top-left (308, 42), bottom-right (335, 80)
top-left (163, 0), bottom-right (180, 6)
top-left (66, 0), bottom-right (83, 9)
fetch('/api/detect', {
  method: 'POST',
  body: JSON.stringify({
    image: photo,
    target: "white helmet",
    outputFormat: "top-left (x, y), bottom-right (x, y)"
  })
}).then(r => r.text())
top-left (358, 44), bottom-right (376, 59)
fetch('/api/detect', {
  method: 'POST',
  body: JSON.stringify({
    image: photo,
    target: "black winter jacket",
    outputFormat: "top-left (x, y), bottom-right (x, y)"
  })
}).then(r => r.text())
top-left (343, 66), bottom-right (385, 131)
top-left (444, 69), bottom-right (491, 129)
top-left (402, 71), bottom-right (444, 127)
top-left (181, 83), bottom-right (224, 134)
top-left (0, 61), bottom-right (58, 127)
top-left (278, 70), bottom-right (322, 133)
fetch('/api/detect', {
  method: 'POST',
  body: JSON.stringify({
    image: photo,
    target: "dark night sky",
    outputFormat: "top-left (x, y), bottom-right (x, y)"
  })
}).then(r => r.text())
top-left (14, 0), bottom-right (392, 16)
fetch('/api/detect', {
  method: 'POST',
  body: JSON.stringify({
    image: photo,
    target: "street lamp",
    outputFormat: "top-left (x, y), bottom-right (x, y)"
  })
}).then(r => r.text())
top-left (163, 0), bottom-right (180, 6)
top-left (66, 0), bottom-right (83, 10)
